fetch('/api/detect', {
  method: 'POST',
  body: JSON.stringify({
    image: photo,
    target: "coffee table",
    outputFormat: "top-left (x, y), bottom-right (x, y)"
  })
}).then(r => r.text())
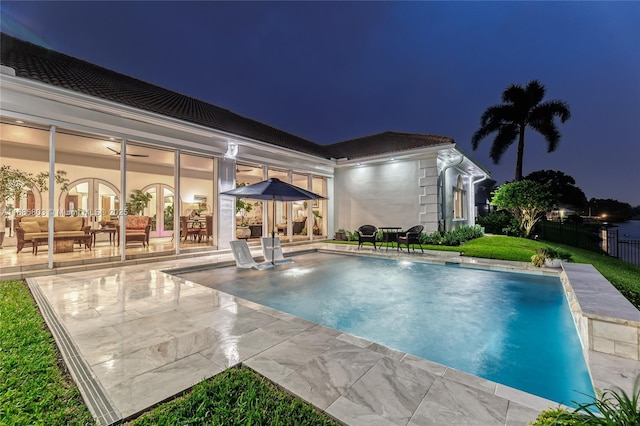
top-left (90, 228), bottom-right (117, 246)
top-left (32, 235), bottom-right (92, 255)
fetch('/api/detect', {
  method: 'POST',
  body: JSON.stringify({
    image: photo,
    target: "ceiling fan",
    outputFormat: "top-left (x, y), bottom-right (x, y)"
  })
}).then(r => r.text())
top-left (236, 165), bottom-right (253, 172)
top-left (106, 146), bottom-right (149, 157)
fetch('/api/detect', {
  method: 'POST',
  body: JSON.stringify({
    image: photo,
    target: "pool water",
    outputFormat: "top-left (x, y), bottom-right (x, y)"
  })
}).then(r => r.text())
top-left (192, 254), bottom-right (594, 405)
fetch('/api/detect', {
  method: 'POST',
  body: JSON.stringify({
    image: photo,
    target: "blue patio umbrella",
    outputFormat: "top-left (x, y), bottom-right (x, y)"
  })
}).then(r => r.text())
top-left (220, 178), bottom-right (325, 264)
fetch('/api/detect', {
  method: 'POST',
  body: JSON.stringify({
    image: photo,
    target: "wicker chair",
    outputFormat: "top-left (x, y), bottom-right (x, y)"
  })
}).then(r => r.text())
top-left (357, 224), bottom-right (378, 249)
top-left (397, 225), bottom-right (424, 253)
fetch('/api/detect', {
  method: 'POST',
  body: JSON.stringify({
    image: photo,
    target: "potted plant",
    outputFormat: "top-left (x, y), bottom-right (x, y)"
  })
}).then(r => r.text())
top-left (335, 228), bottom-right (347, 241)
top-left (235, 183), bottom-right (253, 239)
top-left (125, 189), bottom-right (153, 215)
top-left (312, 210), bottom-right (322, 235)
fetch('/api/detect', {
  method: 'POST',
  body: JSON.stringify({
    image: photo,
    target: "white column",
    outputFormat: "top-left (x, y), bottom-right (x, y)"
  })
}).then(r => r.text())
top-left (217, 157), bottom-right (235, 249)
top-left (47, 126), bottom-right (56, 270)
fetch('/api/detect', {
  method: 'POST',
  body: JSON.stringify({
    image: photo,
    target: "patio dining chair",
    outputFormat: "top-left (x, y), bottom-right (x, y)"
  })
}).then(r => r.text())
top-left (357, 224), bottom-right (378, 249)
top-left (397, 225), bottom-right (424, 253)
top-left (180, 216), bottom-right (201, 242)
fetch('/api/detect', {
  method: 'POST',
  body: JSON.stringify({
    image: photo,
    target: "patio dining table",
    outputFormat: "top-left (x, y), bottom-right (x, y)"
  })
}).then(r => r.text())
top-left (379, 226), bottom-right (403, 251)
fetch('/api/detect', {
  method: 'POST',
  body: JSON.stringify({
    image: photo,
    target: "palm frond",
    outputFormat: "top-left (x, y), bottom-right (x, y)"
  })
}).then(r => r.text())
top-left (472, 105), bottom-right (513, 149)
top-left (529, 120), bottom-right (561, 152)
top-left (525, 80), bottom-right (546, 107)
top-left (489, 124), bottom-right (518, 164)
top-left (501, 83), bottom-right (526, 104)
top-left (531, 100), bottom-right (572, 123)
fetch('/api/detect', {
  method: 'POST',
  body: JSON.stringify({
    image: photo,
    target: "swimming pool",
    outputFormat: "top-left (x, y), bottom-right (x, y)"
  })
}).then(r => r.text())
top-left (181, 252), bottom-right (594, 406)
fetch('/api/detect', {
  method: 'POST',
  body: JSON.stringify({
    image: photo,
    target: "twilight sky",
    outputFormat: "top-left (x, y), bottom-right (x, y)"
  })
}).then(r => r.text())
top-left (2, 1), bottom-right (639, 206)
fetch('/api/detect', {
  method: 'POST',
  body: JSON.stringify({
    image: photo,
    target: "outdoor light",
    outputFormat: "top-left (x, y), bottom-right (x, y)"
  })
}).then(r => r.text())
top-left (15, 120), bottom-right (24, 124)
top-left (225, 141), bottom-right (239, 158)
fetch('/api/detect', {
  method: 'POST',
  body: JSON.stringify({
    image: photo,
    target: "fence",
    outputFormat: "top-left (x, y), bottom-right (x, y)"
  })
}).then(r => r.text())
top-left (538, 222), bottom-right (640, 266)
top-left (602, 228), bottom-right (640, 267)
top-left (537, 222), bottom-right (602, 252)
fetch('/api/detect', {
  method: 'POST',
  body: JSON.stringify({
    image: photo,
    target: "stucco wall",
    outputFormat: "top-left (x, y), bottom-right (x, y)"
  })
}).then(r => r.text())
top-left (334, 158), bottom-right (429, 233)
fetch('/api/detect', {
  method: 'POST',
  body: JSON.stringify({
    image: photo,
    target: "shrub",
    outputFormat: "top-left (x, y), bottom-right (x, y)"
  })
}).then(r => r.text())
top-left (531, 375), bottom-right (640, 425)
top-left (420, 225), bottom-right (484, 247)
top-left (477, 211), bottom-right (520, 235)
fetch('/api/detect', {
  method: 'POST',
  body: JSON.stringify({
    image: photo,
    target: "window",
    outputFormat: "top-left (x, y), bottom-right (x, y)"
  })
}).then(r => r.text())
top-left (453, 175), bottom-right (465, 219)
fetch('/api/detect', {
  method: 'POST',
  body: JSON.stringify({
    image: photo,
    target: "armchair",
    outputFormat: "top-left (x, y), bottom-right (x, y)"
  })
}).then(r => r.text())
top-left (116, 215), bottom-right (151, 247)
top-left (398, 225), bottom-right (424, 253)
top-left (293, 217), bottom-right (307, 235)
top-left (357, 224), bottom-right (378, 249)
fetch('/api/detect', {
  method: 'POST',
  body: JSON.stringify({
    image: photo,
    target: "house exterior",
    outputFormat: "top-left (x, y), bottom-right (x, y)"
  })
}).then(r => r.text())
top-left (0, 33), bottom-right (489, 265)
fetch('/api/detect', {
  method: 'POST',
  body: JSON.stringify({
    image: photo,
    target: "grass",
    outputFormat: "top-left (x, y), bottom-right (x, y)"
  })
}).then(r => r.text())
top-left (0, 280), bottom-right (95, 426)
top-left (128, 366), bottom-right (339, 425)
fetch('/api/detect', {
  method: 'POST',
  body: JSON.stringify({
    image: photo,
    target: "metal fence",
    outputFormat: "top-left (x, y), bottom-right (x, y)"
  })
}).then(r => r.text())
top-left (602, 228), bottom-right (640, 267)
top-left (537, 222), bottom-right (602, 252)
top-left (538, 222), bottom-right (640, 266)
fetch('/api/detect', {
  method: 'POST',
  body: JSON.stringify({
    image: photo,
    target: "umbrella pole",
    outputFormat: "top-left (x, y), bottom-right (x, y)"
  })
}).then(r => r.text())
top-left (271, 196), bottom-right (276, 265)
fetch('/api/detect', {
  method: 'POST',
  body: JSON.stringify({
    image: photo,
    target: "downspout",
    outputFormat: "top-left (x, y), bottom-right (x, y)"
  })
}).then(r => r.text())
top-left (438, 156), bottom-right (464, 233)
top-left (471, 174), bottom-right (489, 224)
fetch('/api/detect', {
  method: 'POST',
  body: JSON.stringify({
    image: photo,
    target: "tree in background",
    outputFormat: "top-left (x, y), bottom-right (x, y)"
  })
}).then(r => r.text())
top-left (474, 178), bottom-right (497, 217)
top-left (491, 180), bottom-right (553, 237)
top-left (472, 80), bottom-right (571, 181)
top-left (588, 198), bottom-right (633, 223)
top-left (524, 170), bottom-right (587, 213)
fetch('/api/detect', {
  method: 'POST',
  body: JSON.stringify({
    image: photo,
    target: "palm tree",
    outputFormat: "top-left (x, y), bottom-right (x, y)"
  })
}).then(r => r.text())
top-left (471, 80), bottom-right (571, 181)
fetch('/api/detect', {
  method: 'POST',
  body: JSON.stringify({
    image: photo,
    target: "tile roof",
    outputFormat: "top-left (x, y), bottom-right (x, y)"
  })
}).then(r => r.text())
top-left (1, 33), bottom-right (454, 161)
top-left (327, 131), bottom-right (454, 160)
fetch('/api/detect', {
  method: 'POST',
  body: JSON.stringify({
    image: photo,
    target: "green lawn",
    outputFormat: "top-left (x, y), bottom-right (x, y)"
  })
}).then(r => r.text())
top-left (0, 280), bottom-right (95, 426)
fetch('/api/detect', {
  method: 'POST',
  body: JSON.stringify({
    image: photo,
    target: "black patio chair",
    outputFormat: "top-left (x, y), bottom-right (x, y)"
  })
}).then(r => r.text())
top-left (357, 224), bottom-right (378, 249)
top-left (398, 225), bottom-right (424, 253)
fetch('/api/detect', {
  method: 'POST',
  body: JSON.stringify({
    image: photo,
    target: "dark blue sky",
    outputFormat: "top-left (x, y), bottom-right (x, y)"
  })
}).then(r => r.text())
top-left (3, 1), bottom-right (639, 205)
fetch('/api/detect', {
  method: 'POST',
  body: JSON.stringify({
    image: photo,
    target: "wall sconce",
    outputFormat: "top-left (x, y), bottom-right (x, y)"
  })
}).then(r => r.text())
top-left (225, 140), bottom-right (238, 159)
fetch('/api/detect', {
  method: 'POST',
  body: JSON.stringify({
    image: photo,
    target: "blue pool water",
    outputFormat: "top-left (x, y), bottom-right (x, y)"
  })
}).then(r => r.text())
top-left (204, 254), bottom-right (594, 405)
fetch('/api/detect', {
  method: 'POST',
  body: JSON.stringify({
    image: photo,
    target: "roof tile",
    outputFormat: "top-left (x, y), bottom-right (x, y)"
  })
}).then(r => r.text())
top-left (1, 33), bottom-right (454, 161)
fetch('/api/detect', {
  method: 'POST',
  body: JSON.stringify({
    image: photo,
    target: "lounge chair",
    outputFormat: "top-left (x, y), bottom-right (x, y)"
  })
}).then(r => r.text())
top-left (398, 225), bottom-right (424, 253)
top-left (230, 240), bottom-right (273, 270)
top-left (261, 237), bottom-right (294, 265)
top-left (357, 224), bottom-right (378, 249)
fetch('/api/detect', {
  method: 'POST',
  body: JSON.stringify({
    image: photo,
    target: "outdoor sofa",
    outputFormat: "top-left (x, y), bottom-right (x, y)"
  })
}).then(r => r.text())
top-left (15, 216), bottom-right (91, 253)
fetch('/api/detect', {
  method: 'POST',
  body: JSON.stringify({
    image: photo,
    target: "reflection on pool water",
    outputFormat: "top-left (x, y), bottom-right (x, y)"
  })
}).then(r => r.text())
top-left (185, 254), bottom-right (594, 406)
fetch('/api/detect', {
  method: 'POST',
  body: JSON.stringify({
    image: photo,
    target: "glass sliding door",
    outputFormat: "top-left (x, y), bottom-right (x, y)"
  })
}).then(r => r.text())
top-left (180, 153), bottom-right (215, 247)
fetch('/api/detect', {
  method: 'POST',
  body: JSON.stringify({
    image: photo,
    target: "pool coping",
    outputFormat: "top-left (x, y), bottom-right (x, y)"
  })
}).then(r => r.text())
top-left (26, 243), bottom-right (639, 425)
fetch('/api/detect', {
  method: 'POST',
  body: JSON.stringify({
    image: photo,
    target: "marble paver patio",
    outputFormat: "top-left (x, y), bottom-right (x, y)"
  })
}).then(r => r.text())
top-left (26, 245), bottom-right (638, 425)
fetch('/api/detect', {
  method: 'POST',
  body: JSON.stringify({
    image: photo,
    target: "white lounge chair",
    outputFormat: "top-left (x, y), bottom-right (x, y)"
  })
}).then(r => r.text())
top-left (230, 240), bottom-right (273, 270)
top-left (261, 237), bottom-right (294, 265)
